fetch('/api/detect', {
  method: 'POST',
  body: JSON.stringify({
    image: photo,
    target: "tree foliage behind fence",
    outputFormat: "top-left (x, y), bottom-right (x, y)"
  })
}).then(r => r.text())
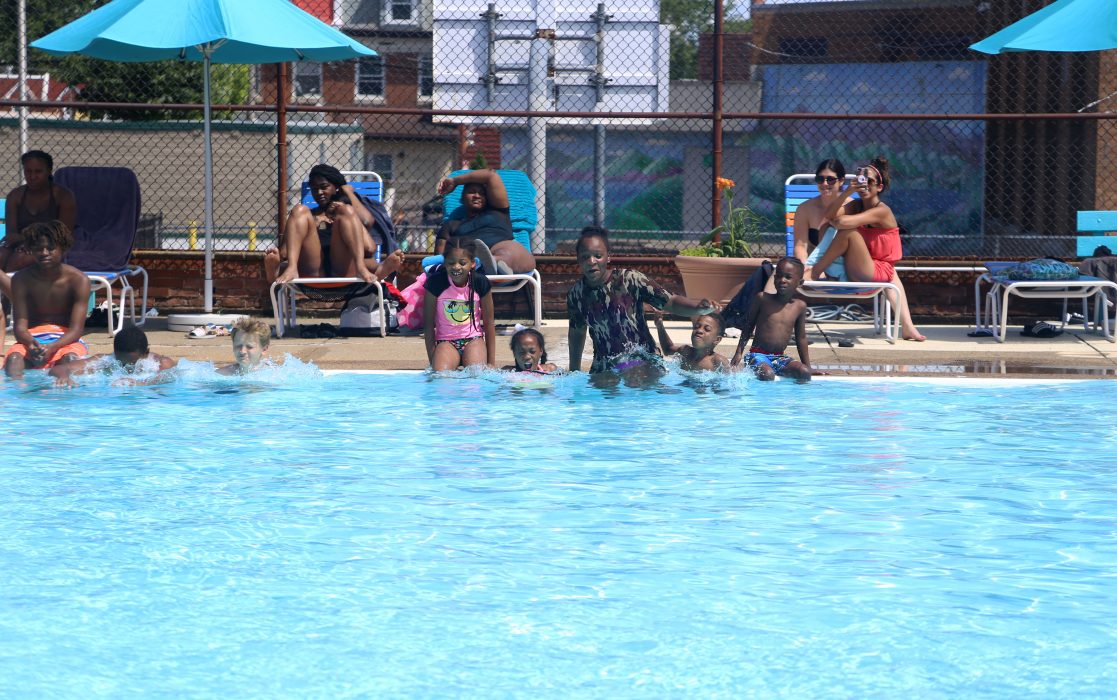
top-left (1, 0), bottom-right (1113, 258)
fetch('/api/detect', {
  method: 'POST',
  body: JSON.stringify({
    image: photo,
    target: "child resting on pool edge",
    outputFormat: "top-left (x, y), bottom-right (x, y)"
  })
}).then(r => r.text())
top-left (4, 220), bottom-right (91, 379)
top-left (731, 256), bottom-right (813, 382)
top-left (567, 226), bottom-right (719, 376)
top-left (218, 317), bottom-right (273, 375)
top-left (653, 310), bottom-right (731, 372)
top-left (424, 237), bottom-right (496, 371)
top-left (501, 327), bottom-right (558, 373)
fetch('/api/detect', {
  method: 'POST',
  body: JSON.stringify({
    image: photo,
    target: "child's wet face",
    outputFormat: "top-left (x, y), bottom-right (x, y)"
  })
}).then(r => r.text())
top-left (690, 315), bottom-right (723, 350)
top-left (513, 335), bottom-right (544, 370)
top-left (232, 331), bottom-right (267, 370)
top-left (113, 350), bottom-right (147, 369)
top-left (774, 262), bottom-right (804, 295)
top-left (445, 249), bottom-right (475, 283)
top-left (577, 236), bottom-right (610, 286)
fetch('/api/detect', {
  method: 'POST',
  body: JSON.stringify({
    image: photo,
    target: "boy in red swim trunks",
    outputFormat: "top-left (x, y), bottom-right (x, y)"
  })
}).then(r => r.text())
top-left (731, 257), bottom-right (812, 382)
top-left (4, 221), bottom-right (91, 379)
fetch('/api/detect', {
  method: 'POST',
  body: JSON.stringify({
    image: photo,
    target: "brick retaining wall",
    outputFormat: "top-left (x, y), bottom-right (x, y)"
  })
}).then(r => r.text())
top-left (130, 252), bottom-right (1061, 321)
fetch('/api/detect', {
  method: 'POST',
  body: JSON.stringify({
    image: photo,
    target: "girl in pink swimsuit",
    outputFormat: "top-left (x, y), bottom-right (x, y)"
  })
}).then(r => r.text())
top-left (807, 156), bottom-right (925, 342)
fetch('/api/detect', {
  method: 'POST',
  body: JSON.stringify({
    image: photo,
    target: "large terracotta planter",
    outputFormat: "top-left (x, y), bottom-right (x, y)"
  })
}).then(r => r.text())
top-left (674, 255), bottom-right (769, 305)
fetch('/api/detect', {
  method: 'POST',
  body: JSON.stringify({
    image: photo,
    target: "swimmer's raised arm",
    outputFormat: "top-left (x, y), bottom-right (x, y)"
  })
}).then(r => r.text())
top-left (653, 311), bottom-right (684, 356)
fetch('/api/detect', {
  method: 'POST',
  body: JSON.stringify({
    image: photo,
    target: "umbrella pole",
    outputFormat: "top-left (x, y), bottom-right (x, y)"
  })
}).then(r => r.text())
top-left (203, 50), bottom-right (215, 313)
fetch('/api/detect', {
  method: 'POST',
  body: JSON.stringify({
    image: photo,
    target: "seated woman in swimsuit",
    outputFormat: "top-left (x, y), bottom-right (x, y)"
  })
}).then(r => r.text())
top-left (1, 150), bottom-right (78, 348)
top-left (270, 164), bottom-right (403, 285)
top-left (791, 158), bottom-right (848, 268)
top-left (433, 169), bottom-right (536, 275)
top-left (807, 156), bottom-right (925, 341)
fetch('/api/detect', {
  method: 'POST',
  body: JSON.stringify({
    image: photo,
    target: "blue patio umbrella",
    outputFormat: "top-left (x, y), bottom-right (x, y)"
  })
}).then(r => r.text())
top-left (32, 0), bottom-right (376, 313)
top-left (970, 0), bottom-right (1117, 54)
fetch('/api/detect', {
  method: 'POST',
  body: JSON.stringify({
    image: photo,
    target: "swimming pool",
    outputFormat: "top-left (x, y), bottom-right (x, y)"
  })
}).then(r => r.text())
top-left (1, 369), bottom-right (1114, 697)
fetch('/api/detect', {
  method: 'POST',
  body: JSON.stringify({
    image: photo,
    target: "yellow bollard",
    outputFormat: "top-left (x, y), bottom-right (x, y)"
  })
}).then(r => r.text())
top-left (188, 220), bottom-right (198, 250)
top-left (247, 221), bottom-right (257, 252)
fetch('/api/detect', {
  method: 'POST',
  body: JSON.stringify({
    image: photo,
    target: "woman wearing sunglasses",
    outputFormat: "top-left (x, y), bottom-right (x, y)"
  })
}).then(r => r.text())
top-left (791, 158), bottom-right (847, 265)
top-left (807, 155), bottom-right (925, 341)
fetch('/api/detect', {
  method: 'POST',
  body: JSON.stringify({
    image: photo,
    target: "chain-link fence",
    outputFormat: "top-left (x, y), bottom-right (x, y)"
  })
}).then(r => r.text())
top-left (1, 0), bottom-right (1114, 259)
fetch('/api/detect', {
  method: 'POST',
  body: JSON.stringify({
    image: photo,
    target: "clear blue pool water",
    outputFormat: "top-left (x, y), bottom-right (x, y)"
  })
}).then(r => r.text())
top-left (1, 368), bottom-right (1115, 697)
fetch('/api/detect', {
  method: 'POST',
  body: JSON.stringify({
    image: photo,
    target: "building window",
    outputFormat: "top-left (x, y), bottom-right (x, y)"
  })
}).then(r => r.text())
top-left (418, 55), bottom-right (433, 99)
top-left (385, 0), bottom-right (414, 23)
top-left (357, 56), bottom-right (385, 99)
top-left (341, 0), bottom-right (380, 26)
top-left (777, 37), bottom-right (828, 63)
top-left (292, 61), bottom-right (322, 98)
top-left (364, 153), bottom-right (394, 182)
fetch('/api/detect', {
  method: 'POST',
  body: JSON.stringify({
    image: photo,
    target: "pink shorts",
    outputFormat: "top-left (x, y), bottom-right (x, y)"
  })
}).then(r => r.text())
top-left (871, 260), bottom-right (895, 283)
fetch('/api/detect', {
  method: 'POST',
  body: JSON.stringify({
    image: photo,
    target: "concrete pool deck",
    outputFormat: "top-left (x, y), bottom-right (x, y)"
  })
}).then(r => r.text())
top-left (68, 315), bottom-right (1117, 378)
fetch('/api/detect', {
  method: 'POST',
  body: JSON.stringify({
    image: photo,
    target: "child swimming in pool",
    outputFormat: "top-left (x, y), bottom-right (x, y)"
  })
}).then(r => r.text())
top-left (50, 324), bottom-right (177, 387)
top-left (501, 327), bottom-right (558, 373)
top-left (653, 310), bottom-right (731, 372)
top-left (218, 317), bottom-right (272, 375)
top-left (567, 226), bottom-right (719, 376)
top-left (424, 237), bottom-right (495, 371)
top-left (731, 257), bottom-right (813, 382)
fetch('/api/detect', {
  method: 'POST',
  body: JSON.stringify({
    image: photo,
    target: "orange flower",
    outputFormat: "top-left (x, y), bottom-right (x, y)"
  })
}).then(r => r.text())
top-left (716, 177), bottom-right (736, 191)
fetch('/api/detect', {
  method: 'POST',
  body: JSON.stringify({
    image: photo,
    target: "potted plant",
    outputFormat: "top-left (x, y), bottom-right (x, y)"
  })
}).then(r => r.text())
top-left (674, 178), bottom-right (769, 304)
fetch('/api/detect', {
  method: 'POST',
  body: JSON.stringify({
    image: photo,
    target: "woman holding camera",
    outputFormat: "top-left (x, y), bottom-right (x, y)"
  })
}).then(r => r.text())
top-left (808, 156), bottom-right (925, 341)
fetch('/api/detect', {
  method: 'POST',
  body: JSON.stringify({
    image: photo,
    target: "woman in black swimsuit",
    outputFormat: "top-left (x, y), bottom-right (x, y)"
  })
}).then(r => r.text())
top-left (2, 151), bottom-right (77, 273)
top-left (434, 169), bottom-right (536, 274)
top-left (272, 164), bottom-right (403, 285)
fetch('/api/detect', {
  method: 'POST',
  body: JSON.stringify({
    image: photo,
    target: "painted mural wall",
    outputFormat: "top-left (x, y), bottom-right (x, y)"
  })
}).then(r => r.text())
top-left (751, 60), bottom-right (987, 256)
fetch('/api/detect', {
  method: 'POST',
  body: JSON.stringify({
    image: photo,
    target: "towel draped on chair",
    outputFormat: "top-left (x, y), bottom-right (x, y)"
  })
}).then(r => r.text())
top-left (55, 167), bottom-right (141, 272)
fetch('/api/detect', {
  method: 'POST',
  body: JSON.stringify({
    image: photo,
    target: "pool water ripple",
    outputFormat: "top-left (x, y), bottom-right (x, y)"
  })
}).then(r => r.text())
top-left (1, 372), bottom-right (1115, 696)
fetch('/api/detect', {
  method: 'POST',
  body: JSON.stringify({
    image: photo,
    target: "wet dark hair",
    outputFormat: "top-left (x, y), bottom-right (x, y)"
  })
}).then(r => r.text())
top-left (509, 327), bottom-right (548, 363)
top-left (695, 311), bottom-right (726, 336)
top-left (575, 226), bottom-right (610, 255)
top-left (113, 325), bottom-right (149, 355)
top-left (776, 256), bottom-right (805, 275)
top-left (18, 220), bottom-right (73, 253)
top-left (21, 150), bottom-right (53, 171)
top-left (815, 158), bottom-right (845, 179)
top-left (444, 237), bottom-right (482, 333)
